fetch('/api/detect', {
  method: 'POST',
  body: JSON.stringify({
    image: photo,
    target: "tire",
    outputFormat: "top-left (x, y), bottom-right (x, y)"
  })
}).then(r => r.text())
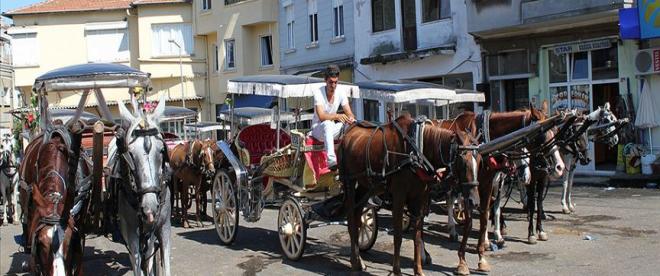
top-left (212, 170), bottom-right (239, 245)
top-left (359, 207), bottom-right (378, 252)
top-left (278, 197), bottom-right (306, 260)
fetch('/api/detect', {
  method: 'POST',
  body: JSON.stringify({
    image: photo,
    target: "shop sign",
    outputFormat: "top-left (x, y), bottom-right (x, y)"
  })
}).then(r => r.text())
top-left (553, 39), bottom-right (612, 55)
top-left (639, 1), bottom-right (660, 39)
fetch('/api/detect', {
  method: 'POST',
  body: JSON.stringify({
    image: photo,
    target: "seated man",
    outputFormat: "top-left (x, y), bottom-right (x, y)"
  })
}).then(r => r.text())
top-left (311, 65), bottom-right (355, 169)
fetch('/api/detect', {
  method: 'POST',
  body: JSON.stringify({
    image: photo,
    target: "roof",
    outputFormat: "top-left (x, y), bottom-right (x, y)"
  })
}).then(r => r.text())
top-left (33, 63), bottom-right (151, 92)
top-left (132, 0), bottom-right (190, 5)
top-left (4, 0), bottom-right (134, 16)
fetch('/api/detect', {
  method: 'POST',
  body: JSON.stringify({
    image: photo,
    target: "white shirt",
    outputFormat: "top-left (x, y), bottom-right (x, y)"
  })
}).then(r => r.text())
top-left (312, 86), bottom-right (348, 128)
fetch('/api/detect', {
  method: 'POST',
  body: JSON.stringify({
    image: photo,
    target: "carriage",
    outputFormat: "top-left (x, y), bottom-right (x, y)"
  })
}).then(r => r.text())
top-left (211, 75), bottom-right (379, 260)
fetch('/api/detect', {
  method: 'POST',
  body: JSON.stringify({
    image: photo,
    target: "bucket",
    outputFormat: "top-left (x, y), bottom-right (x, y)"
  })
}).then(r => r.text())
top-left (641, 154), bottom-right (656, 175)
top-left (624, 143), bottom-right (641, 175)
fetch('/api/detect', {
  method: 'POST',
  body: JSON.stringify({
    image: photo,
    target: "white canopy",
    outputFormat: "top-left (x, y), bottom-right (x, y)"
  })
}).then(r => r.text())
top-left (227, 75), bottom-right (359, 99)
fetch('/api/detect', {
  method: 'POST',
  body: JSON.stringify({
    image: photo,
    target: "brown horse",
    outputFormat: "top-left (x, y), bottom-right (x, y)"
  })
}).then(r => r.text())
top-left (339, 114), bottom-right (480, 275)
top-left (435, 103), bottom-right (564, 275)
top-left (19, 130), bottom-right (91, 276)
top-left (169, 140), bottom-right (216, 227)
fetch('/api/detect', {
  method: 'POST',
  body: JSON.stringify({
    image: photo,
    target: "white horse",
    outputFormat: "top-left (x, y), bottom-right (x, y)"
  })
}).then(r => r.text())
top-left (107, 94), bottom-right (171, 276)
top-left (0, 133), bottom-right (19, 225)
top-left (560, 103), bottom-right (620, 214)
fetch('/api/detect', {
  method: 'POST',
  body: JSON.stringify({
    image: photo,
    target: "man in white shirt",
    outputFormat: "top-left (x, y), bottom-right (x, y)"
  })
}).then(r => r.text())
top-left (311, 65), bottom-right (355, 169)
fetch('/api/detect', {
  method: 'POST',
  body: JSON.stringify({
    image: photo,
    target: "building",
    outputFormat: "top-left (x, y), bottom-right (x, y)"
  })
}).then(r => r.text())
top-left (3, 0), bottom-right (209, 134)
top-left (278, 0), bottom-right (355, 80)
top-left (1, 20), bottom-right (16, 135)
top-left (193, 0), bottom-right (279, 120)
top-left (466, 0), bottom-right (637, 175)
top-left (353, 0), bottom-right (483, 122)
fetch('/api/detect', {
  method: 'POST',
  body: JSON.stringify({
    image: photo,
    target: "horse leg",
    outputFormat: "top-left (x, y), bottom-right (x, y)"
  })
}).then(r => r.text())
top-left (567, 166), bottom-right (576, 212)
top-left (456, 191), bottom-right (472, 275)
top-left (10, 174), bottom-right (18, 224)
top-left (391, 192), bottom-right (404, 275)
top-left (492, 173), bottom-right (505, 246)
top-left (537, 177), bottom-right (548, 241)
top-left (195, 177), bottom-right (203, 227)
top-left (182, 180), bottom-right (191, 228)
top-left (158, 188), bottom-right (172, 276)
top-left (344, 178), bottom-right (365, 272)
top-left (560, 156), bottom-right (571, 214)
top-left (410, 190), bottom-right (429, 276)
top-left (527, 178), bottom-right (537, 244)
top-left (119, 197), bottom-right (143, 276)
top-left (477, 180), bottom-right (493, 272)
top-left (447, 190), bottom-right (459, 242)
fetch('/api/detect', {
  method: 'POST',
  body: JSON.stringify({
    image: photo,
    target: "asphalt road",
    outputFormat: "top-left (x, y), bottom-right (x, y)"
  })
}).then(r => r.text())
top-left (1, 185), bottom-right (659, 275)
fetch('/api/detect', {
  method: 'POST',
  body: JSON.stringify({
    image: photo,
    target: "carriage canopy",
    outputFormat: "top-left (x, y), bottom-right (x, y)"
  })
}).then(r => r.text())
top-left (227, 75), bottom-right (359, 99)
top-left (217, 107), bottom-right (313, 126)
top-left (32, 63), bottom-right (151, 93)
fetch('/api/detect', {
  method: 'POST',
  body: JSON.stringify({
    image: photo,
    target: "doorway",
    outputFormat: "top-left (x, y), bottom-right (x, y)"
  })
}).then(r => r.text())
top-left (592, 83), bottom-right (619, 171)
top-left (503, 79), bottom-right (529, 111)
top-left (401, 0), bottom-right (417, 51)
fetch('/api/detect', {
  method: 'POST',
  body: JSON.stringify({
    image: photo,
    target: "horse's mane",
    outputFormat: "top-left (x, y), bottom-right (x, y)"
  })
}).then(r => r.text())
top-left (37, 135), bottom-right (68, 179)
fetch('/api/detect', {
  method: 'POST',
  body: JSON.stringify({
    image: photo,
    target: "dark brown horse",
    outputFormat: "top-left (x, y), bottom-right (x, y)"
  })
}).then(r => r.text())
top-left (19, 131), bottom-right (91, 276)
top-left (435, 103), bottom-right (564, 275)
top-left (339, 114), bottom-right (480, 275)
top-left (169, 140), bottom-right (216, 227)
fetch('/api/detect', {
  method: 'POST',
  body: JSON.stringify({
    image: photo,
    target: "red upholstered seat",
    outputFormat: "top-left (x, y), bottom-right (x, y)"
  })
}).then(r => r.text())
top-left (307, 136), bottom-right (341, 146)
top-left (238, 124), bottom-right (291, 165)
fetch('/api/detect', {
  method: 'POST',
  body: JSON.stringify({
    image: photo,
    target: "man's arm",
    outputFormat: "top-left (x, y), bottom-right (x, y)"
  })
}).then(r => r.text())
top-left (315, 105), bottom-right (339, 122)
top-left (342, 103), bottom-right (355, 122)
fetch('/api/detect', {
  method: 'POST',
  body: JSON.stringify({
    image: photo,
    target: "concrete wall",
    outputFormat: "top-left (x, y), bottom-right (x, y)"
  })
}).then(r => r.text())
top-left (278, 0), bottom-right (355, 73)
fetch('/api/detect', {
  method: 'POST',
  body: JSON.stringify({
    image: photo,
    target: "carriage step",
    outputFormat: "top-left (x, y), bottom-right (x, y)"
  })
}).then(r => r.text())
top-left (310, 195), bottom-right (345, 221)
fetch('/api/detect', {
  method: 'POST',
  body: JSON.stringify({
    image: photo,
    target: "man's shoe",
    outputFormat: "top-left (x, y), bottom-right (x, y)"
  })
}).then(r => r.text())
top-left (328, 160), bottom-right (338, 171)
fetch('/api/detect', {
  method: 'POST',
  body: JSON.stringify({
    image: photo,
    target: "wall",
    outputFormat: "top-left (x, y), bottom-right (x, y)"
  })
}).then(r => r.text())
top-left (278, 0), bottom-right (355, 73)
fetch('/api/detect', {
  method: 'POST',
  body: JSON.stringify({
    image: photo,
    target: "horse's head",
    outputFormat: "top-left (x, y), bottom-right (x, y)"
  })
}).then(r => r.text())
top-left (567, 113), bottom-right (591, 166)
top-left (1, 133), bottom-right (16, 168)
top-left (527, 102), bottom-right (564, 179)
top-left (588, 102), bottom-right (619, 147)
top-left (199, 140), bottom-right (216, 177)
top-left (118, 94), bottom-right (167, 225)
top-left (452, 130), bottom-right (481, 208)
top-left (31, 134), bottom-right (69, 276)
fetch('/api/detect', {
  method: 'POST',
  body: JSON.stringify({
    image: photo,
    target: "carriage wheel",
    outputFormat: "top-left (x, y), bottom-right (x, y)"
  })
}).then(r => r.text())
top-left (212, 170), bottom-right (239, 245)
top-left (453, 196), bottom-right (467, 226)
top-left (278, 197), bottom-right (306, 260)
top-left (359, 207), bottom-right (378, 252)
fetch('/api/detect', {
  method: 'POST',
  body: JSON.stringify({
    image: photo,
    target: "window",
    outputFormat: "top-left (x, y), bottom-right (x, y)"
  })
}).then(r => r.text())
top-left (260, 36), bottom-right (273, 67)
top-left (11, 32), bottom-right (38, 67)
top-left (570, 52), bottom-right (588, 80)
top-left (591, 46), bottom-right (618, 80)
top-left (372, 0), bottom-right (395, 32)
top-left (422, 0), bottom-right (451, 23)
top-left (202, 0), bottom-right (212, 10)
top-left (333, 0), bottom-right (345, 37)
top-left (151, 23), bottom-right (194, 57)
top-left (225, 0), bottom-right (246, 4)
top-left (285, 5), bottom-right (295, 49)
top-left (487, 50), bottom-right (529, 77)
top-left (225, 39), bottom-right (235, 69)
top-left (308, 0), bottom-right (319, 43)
top-left (214, 44), bottom-right (219, 72)
top-left (363, 99), bottom-right (380, 122)
top-left (548, 50), bottom-right (567, 83)
top-left (85, 22), bottom-right (129, 63)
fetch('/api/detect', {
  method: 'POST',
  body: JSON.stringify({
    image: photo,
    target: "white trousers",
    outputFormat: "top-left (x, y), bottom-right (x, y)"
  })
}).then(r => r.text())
top-left (311, 120), bottom-right (343, 164)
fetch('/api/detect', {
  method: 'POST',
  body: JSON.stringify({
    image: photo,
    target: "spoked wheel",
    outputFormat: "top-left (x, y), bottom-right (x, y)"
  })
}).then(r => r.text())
top-left (453, 195), bottom-right (467, 226)
top-left (359, 207), bottom-right (378, 252)
top-left (278, 197), bottom-right (306, 260)
top-left (212, 170), bottom-right (239, 245)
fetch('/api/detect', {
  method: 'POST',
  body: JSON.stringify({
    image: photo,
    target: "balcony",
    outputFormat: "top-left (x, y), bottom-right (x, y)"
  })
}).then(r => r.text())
top-left (467, 0), bottom-right (633, 39)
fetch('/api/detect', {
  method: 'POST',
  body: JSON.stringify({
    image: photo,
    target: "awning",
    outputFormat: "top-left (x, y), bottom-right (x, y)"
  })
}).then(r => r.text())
top-left (227, 75), bottom-right (359, 98)
top-left (33, 63), bottom-right (151, 93)
top-left (220, 95), bottom-right (274, 112)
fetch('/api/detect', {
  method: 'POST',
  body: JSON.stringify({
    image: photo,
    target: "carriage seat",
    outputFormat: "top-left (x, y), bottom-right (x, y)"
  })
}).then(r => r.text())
top-left (237, 124), bottom-right (291, 165)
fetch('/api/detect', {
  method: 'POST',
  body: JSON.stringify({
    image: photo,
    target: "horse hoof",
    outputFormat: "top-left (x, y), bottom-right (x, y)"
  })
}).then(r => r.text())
top-left (423, 251), bottom-right (432, 265)
top-left (477, 260), bottom-right (491, 272)
top-left (528, 236), bottom-right (537, 244)
top-left (496, 239), bottom-right (505, 247)
top-left (456, 262), bottom-right (470, 275)
top-left (562, 207), bottom-right (571, 214)
top-left (393, 267), bottom-right (402, 275)
top-left (538, 232), bottom-right (548, 241)
top-left (501, 228), bottom-right (508, 236)
top-left (569, 205), bottom-right (576, 212)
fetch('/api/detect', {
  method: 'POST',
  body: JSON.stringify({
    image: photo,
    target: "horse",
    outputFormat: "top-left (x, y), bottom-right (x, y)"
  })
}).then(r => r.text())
top-left (1, 134), bottom-right (19, 225)
top-left (339, 114), bottom-right (480, 276)
top-left (169, 139), bottom-right (216, 228)
top-left (19, 126), bottom-right (92, 276)
top-left (107, 95), bottom-right (171, 276)
top-left (559, 103), bottom-right (620, 214)
top-left (436, 102), bottom-right (565, 274)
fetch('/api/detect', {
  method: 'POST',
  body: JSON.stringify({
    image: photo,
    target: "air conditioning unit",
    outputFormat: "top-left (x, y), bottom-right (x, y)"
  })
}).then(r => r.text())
top-left (635, 48), bottom-right (660, 75)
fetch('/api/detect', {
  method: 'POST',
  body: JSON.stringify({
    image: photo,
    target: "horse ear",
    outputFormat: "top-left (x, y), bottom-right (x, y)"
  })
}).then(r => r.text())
top-left (603, 102), bottom-right (610, 110)
top-left (542, 100), bottom-right (549, 114)
top-left (117, 98), bottom-right (137, 129)
top-left (149, 93), bottom-right (167, 125)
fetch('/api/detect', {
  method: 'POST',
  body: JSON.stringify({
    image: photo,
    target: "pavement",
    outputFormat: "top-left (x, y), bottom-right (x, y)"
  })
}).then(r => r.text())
top-left (1, 185), bottom-right (659, 275)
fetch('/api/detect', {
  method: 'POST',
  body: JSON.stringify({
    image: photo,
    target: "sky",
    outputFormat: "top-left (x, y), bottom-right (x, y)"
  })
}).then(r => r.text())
top-left (1, 0), bottom-right (42, 21)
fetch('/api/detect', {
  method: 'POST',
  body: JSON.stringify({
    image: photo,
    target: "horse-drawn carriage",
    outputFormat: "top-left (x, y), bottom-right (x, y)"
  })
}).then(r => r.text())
top-left (18, 63), bottom-right (173, 275)
top-left (210, 75), bottom-right (380, 260)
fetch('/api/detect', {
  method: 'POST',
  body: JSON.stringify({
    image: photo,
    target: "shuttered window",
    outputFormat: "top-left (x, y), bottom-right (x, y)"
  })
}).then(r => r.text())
top-left (151, 23), bottom-right (194, 57)
top-left (85, 22), bottom-right (129, 63)
top-left (11, 33), bottom-right (39, 67)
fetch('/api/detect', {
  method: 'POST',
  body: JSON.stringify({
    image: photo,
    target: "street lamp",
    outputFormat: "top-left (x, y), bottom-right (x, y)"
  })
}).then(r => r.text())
top-left (168, 39), bottom-right (186, 109)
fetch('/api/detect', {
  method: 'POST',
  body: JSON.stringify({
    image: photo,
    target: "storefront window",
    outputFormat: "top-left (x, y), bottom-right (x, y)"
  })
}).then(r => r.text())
top-left (550, 86), bottom-right (568, 112)
top-left (571, 52), bottom-right (589, 80)
top-left (363, 99), bottom-right (380, 122)
top-left (549, 50), bottom-right (567, 83)
top-left (570, 85), bottom-right (590, 112)
top-left (591, 46), bottom-right (618, 80)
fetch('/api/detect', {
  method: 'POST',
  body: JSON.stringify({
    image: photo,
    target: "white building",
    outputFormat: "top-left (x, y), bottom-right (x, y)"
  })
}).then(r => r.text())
top-left (353, 0), bottom-right (483, 122)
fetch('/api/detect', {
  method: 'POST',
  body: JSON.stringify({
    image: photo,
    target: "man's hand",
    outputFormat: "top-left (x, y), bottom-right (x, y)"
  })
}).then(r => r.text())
top-left (335, 114), bottom-right (351, 123)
